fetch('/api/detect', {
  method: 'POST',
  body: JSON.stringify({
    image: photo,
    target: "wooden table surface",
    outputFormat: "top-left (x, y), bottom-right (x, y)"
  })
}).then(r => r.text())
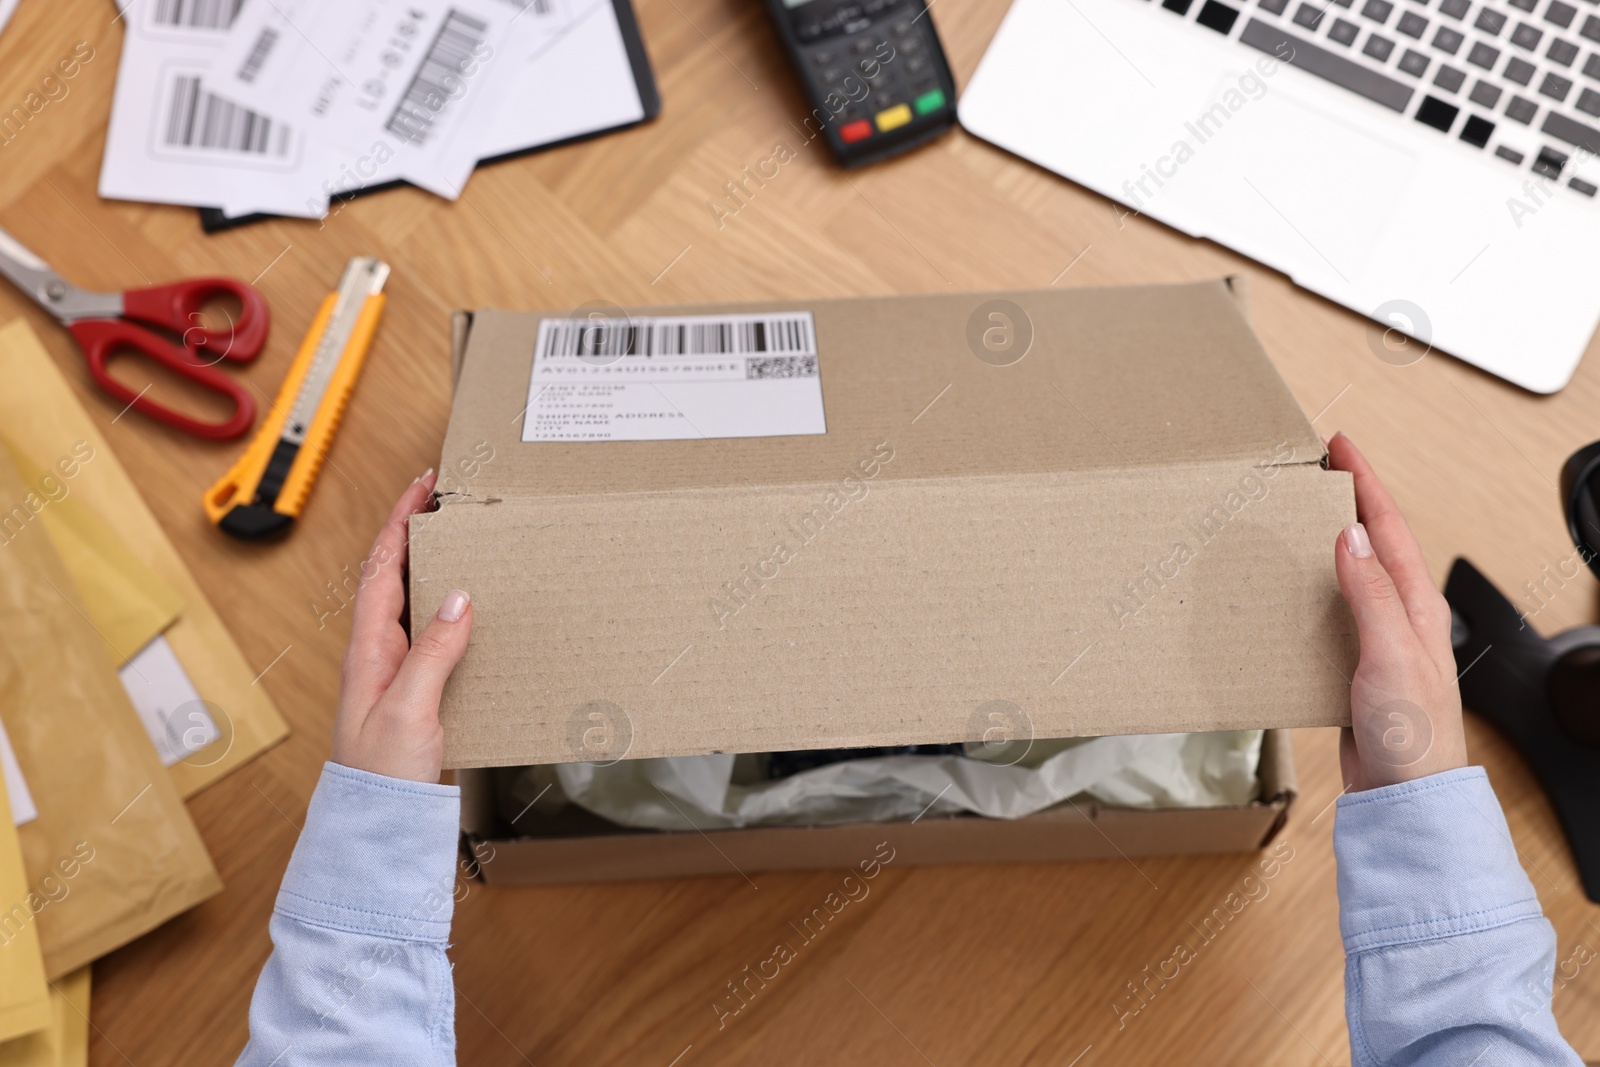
top-left (3, 0), bottom-right (1600, 1062)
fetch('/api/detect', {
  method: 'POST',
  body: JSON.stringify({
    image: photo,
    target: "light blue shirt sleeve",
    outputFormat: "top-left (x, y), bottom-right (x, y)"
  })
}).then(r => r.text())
top-left (235, 762), bottom-right (461, 1067)
top-left (1335, 766), bottom-right (1584, 1067)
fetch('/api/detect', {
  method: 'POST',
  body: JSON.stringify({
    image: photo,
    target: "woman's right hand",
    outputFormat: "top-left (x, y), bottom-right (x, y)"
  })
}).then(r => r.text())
top-left (1327, 432), bottom-right (1469, 792)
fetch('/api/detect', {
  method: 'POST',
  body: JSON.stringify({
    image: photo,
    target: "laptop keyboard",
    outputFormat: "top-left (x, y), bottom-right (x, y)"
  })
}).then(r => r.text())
top-left (1156, 0), bottom-right (1600, 197)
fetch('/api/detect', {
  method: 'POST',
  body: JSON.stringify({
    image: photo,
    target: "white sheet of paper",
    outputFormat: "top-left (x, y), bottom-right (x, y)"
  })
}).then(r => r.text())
top-left (99, 0), bottom-right (331, 217)
top-left (213, 0), bottom-right (560, 198)
top-left (478, 0), bottom-right (645, 158)
top-left (0, 0), bottom-right (21, 40)
top-left (118, 636), bottom-right (221, 767)
top-left (0, 718), bottom-right (37, 827)
top-left (523, 312), bottom-right (827, 442)
top-left (212, 0), bottom-right (645, 218)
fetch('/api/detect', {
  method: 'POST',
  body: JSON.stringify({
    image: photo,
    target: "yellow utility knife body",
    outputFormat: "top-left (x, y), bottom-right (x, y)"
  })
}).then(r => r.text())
top-left (205, 257), bottom-right (389, 539)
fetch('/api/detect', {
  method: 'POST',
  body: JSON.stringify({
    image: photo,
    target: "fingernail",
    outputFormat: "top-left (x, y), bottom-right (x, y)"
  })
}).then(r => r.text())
top-left (414, 467), bottom-right (435, 485)
top-left (437, 589), bottom-right (470, 622)
top-left (1343, 522), bottom-right (1372, 559)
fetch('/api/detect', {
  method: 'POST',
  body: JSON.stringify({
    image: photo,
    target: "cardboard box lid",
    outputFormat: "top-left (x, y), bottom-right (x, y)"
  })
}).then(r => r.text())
top-left (414, 280), bottom-right (1357, 769)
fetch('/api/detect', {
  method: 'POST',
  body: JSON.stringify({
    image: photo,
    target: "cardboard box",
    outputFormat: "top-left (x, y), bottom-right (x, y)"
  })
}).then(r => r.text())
top-left (413, 279), bottom-right (1356, 769)
top-left (456, 729), bottom-right (1299, 884)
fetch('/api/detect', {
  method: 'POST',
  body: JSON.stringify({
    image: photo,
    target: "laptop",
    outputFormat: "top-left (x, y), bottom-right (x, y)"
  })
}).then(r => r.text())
top-left (958, 0), bottom-right (1600, 392)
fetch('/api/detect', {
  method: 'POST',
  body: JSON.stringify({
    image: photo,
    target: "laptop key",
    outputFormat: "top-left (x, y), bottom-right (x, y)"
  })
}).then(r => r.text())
top-left (1163, 0), bottom-right (1195, 14)
top-left (1439, 0), bottom-right (1470, 15)
top-left (1587, 54), bottom-right (1600, 80)
top-left (1415, 93), bottom-right (1461, 127)
top-left (1533, 144), bottom-right (1568, 177)
top-left (1509, 0), bottom-right (1536, 9)
top-left (1580, 86), bottom-right (1600, 114)
top-left (1475, 7), bottom-right (1507, 33)
top-left (1496, 144), bottom-right (1526, 162)
top-left (1365, 32), bottom-right (1398, 56)
top-left (1435, 63), bottom-right (1467, 87)
top-left (1460, 113), bottom-right (1496, 143)
top-left (1511, 22), bottom-right (1544, 47)
top-left (1506, 93), bottom-right (1540, 120)
top-left (1239, 17), bottom-right (1418, 108)
top-left (1330, 16), bottom-right (1361, 41)
top-left (1470, 78), bottom-right (1503, 103)
top-left (1400, 46), bottom-right (1433, 73)
top-left (1542, 107), bottom-right (1600, 152)
top-left (1259, 0), bottom-right (1291, 13)
top-left (1362, 0), bottom-right (1394, 20)
top-left (1541, 71), bottom-right (1574, 98)
top-left (1584, 15), bottom-right (1600, 43)
top-left (1505, 56), bottom-right (1538, 82)
top-left (1293, 2), bottom-right (1324, 27)
top-left (1469, 41), bottom-right (1501, 65)
top-left (1548, 38), bottom-right (1579, 64)
top-left (1544, 0), bottom-right (1576, 28)
top-left (1198, 0), bottom-right (1243, 31)
top-left (1398, 10), bottom-right (1430, 34)
top-left (1572, 177), bottom-right (1599, 195)
top-left (1433, 26), bottom-right (1465, 50)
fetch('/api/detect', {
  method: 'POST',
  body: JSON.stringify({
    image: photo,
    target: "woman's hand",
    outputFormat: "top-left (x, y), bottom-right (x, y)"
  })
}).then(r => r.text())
top-left (1328, 432), bottom-right (1468, 792)
top-left (331, 469), bottom-right (472, 784)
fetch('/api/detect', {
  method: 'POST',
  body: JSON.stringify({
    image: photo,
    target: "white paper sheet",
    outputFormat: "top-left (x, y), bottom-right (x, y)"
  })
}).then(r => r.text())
top-left (117, 635), bottom-right (221, 767)
top-left (507, 731), bottom-right (1265, 831)
top-left (99, 0), bottom-right (331, 217)
top-left (0, 0), bottom-right (20, 40)
top-left (523, 312), bottom-right (827, 442)
top-left (477, 0), bottom-right (645, 157)
top-left (211, 0), bottom-right (564, 198)
top-left (0, 717), bottom-right (36, 826)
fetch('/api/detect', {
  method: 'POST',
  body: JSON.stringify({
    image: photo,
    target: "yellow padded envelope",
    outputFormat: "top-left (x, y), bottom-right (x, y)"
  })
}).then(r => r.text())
top-left (0, 319), bottom-right (288, 796)
top-left (0, 438), bottom-right (181, 668)
top-left (0, 765), bottom-right (50, 1045)
top-left (0, 970), bottom-right (88, 1067)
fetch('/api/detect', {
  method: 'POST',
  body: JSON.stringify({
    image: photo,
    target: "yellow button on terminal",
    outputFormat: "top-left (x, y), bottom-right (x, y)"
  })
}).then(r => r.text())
top-left (874, 104), bottom-right (912, 132)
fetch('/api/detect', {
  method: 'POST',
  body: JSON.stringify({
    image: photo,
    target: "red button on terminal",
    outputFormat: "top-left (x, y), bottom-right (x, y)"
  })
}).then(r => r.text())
top-left (840, 119), bottom-right (873, 143)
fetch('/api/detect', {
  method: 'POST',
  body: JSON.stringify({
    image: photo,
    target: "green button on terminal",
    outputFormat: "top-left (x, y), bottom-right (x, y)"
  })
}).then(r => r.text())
top-left (913, 88), bottom-right (947, 115)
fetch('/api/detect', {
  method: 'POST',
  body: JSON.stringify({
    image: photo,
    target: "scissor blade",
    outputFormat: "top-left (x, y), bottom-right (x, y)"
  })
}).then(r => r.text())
top-left (0, 226), bottom-right (122, 322)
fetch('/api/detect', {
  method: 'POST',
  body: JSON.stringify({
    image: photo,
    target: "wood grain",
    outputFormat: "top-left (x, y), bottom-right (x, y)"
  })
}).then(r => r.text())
top-left (1, 0), bottom-right (1598, 1062)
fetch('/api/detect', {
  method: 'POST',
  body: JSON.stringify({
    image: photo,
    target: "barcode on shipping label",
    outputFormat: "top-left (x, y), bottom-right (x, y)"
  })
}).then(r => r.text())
top-left (385, 9), bottom-right (491, 146)
top-left (523, 312), bottom-right (827, 443)
top-left (159, 73), bottom-right (295, 161)
top-left (151, 0), bottom-right (244, 30)
top-left (538, 313), bottom-right (815, 360)
top-left (235, 28), bottom-right (280, 83)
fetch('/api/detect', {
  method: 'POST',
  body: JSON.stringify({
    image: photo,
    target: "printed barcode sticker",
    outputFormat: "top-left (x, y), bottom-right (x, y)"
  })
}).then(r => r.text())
top-left (150, 0), bottom-right (243, 30)
top-left (386, 9), bottom-right (491, 146)
top-left (523, 312), bottom-right (827, 442)
top-left (235, 27), bottom-right (280, 83)
top-left (158, 73), bottom-right (294, 160)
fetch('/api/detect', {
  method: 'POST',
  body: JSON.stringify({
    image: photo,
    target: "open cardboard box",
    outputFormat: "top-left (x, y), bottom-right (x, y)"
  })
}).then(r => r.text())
top-left (418, 279), bottom-right (1354, 884)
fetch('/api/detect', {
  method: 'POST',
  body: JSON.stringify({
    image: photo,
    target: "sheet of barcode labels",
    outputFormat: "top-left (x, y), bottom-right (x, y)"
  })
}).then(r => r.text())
top-left (100, 0), bottom-right (646, 218)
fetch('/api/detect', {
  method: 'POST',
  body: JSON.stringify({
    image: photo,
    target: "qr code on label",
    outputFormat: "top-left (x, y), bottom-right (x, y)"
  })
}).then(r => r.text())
top-left (746, 355), bottom-right (818, 380)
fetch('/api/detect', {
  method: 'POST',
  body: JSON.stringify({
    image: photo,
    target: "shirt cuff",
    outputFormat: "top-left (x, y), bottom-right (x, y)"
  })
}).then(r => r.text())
top-left (274, 762), bottom-right (461, 943)
top-left (1334, 766), bottom-right (1544, 954)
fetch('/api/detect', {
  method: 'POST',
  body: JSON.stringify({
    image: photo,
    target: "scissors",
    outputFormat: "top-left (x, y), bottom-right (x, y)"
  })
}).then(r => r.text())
top-left (0, 225), bottom-right (269, 439)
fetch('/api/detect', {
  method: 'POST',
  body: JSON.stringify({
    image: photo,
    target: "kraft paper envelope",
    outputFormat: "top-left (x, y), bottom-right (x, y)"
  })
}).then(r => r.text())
top-left (0, 969), bottom-right (89, 1067)
top-left (0, 437), bottom-right (181, 667)
top-left (0, 756), bottom-right (50, 1044)
top-left (0, 319), bottom-right (288, 795)
top-left (0, 449), bottom-right (222, 979)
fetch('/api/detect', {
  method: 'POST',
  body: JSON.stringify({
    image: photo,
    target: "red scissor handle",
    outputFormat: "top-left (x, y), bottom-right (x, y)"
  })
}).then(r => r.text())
top-left (121, 277), bottom-right (270, 363)
top-left (68, 319), bottom-right (256, 440)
